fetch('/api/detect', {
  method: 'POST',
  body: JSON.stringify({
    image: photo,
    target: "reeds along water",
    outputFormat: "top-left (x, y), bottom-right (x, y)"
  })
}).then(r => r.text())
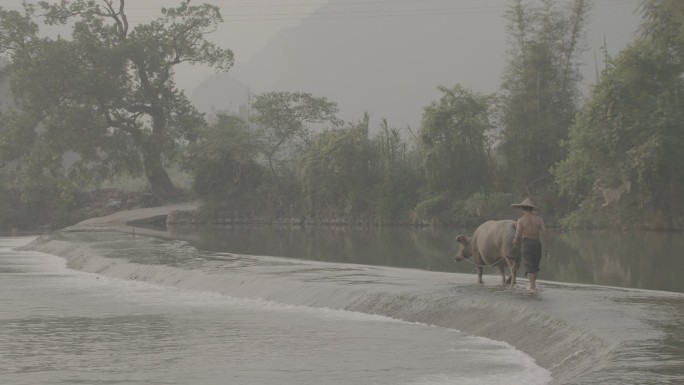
top-left (22, 228), bottom-right (684, 385)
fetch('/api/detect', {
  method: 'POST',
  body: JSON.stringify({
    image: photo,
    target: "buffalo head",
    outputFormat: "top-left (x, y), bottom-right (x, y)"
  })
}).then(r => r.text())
top-left (454, 234), bottom-right (472, 262)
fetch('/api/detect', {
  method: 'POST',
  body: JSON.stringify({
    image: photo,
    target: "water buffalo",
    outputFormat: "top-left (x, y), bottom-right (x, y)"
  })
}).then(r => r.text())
top-left (454, 220), bottom-right (521, 286)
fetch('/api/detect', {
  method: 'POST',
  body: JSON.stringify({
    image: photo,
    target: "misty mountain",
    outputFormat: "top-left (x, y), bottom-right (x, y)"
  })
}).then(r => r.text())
top-left (191, 0), bottom-right (641, 131)
top-left (191, 74), bottom-right (252, 119)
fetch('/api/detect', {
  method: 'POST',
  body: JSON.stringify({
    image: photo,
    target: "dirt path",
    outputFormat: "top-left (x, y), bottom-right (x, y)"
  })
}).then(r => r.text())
top-left (72, 201), bottom-right (199, 238)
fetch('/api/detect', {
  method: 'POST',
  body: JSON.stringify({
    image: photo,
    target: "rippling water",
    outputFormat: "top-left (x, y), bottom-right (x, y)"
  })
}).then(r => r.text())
top-left (0, 237), bottom-right (552, 385)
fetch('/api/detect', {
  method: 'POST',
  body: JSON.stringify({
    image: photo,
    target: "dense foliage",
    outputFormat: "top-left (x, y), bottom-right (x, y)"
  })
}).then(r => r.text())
top-left (0, 0), bottom-right (233, 202)
top-left (301, 117), bottom-right (377, 218)
top-left (1, 0), bottom-right (683, 231)
top-left (554, 0), bottom-right (684, 229)
top-left (498, 0), bottom-right (590, 207)
top-left (189, 115), bottom-right (264, 211)
top-left (419, 85), bottom-right (496, 201)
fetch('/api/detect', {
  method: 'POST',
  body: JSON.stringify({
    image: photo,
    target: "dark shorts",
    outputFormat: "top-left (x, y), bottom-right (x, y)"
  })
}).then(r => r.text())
top-left (521, 238), bottom-right (542, 274)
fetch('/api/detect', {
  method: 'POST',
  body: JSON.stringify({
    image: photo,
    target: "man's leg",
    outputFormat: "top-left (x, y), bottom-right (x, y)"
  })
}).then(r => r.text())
top-left (528, 272), bottom-right (537, 291)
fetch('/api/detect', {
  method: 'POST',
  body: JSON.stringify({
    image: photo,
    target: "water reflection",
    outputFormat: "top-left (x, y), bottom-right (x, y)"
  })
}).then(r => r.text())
top-left (170, 225), bottom-right (684, 293)
top-left (552, 231), bottom-right (684, 293)
top-left (171, 226), bottom-right (460, 272)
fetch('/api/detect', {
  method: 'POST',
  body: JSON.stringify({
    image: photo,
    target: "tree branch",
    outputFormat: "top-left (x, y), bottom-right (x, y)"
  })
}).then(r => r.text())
top-left (103, 0), bottom-right (129, 39)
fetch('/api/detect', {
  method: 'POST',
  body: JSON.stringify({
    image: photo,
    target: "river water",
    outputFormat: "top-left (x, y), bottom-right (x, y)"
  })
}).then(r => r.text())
top-left (175, 225), bottom-right (684, 293)
top-left (1, 236), bottom-right (550, 385)
top-left (5, 222), bottom-right (684, 385)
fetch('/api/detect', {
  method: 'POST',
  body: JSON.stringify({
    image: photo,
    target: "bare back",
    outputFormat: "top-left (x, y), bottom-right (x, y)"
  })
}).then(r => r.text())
top-left (515, 212), bottom-right (546, 242)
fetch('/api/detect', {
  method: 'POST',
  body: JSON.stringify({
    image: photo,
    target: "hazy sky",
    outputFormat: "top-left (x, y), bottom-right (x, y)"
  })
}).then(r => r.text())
top-left (145, 0), bottom-right (327, 91)
top-left (1, 0), bottom-right (326, 91)
top-left (2, 0), bottom-right (642, 105)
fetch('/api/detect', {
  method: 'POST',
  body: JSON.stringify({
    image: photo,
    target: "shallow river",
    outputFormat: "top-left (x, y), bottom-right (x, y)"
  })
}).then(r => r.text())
top-left (4, 222), bottom-right (684, 385)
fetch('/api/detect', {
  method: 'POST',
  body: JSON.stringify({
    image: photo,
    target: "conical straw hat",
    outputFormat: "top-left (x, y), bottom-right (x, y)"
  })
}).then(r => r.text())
top-left (511, 197), bottom-right (539, 210)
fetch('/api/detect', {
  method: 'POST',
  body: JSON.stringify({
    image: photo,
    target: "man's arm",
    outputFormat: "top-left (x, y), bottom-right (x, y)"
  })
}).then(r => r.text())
top-left (514, 219), bottom-right (523, 247)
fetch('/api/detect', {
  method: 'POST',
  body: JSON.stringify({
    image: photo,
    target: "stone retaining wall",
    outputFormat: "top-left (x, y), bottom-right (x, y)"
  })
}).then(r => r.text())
top-left (166, 209), bottom-right (436, 227)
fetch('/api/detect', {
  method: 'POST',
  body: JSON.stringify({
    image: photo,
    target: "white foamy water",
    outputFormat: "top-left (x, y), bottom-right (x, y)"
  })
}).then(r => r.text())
top-left (0, 237), bottom-right (551, 385)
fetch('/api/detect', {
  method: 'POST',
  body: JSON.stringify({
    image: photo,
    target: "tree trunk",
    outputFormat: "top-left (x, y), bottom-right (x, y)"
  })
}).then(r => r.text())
top-left (143, 144), bottom-right (181, 203)
top-left (143, 105), bottom-right (181, 202)
top-left (146, 162), bottom-right (179, 202)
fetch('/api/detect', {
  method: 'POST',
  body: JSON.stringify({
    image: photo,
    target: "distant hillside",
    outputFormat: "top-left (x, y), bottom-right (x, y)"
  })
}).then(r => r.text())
top-left (192, 0), bottom-right (641, 130)
top-left (191, 73), bottom-right (251, 118)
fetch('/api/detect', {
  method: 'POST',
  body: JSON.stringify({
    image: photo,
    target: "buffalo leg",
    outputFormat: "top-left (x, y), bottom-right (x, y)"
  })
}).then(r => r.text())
top-left (474, 254), bottom-right (484, 284)
top-left (510, 258), bottom-right (520, 286)
top-left (498, 264), bottom-right (507, 286)
top-left (505, 257), bottom-right (518, 286)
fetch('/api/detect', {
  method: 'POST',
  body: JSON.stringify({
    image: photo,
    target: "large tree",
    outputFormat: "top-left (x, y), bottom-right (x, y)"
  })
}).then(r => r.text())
top-left (498, 0), bottom-right (590, 199)
top-left (0, 0), bottom-right (234, 200)
top-left (251, 91), bottom-right (342, 194)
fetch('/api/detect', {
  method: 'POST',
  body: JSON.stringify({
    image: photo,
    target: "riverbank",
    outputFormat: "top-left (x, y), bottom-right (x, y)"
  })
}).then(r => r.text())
top-left (165, 206), bottom-right (440, 227)
top-left (18, 204), bottom-right (684, 384)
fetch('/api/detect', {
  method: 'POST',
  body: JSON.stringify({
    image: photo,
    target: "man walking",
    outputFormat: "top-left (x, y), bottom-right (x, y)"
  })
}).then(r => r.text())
top-left (511, 198), bottom-right (549, 292)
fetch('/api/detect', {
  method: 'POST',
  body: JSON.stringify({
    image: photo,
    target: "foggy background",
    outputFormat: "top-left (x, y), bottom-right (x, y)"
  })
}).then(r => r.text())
top-left (3, 0), bottom-right (642, 130)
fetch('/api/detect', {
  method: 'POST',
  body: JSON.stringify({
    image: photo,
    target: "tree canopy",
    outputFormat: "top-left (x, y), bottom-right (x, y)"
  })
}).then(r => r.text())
top-left (419, 85), bottom-right (496, 200)
top-left (0, 0), bottom-right (234, 201)
top-left (498, 0), bottom-right (590, 200)
top-left (189, 114), bottom-right (263, 210)
top-left (554, 0), bottom-right (684, 228)
top-left (300, 116), bottom-right (376, 217)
